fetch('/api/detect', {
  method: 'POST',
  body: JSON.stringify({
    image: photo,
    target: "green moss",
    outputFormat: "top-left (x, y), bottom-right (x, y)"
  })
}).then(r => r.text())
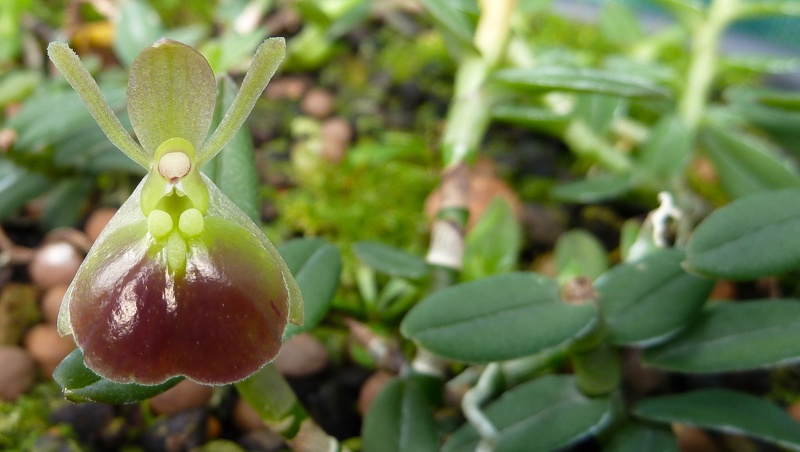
top-left (0, 382), bottom-right (74, 450)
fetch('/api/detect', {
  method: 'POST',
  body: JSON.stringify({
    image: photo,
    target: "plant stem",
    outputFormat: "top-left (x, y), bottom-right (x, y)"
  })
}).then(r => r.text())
top-left (236, 364), bottom-right (350, 452)
top-left (417, 0), bottom-right (518, 375)
top-left (677, 0), bottom-right (740, 131)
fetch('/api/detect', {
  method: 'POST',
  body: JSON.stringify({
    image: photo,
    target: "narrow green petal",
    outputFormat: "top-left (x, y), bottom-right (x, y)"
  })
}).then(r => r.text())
top-left (47, 42), bottom-right (149, 168)
top-left (197, 38), bottom-right (286, 165)
top-left (127, 39), bottom-right (217, 155)
top-left (204, 174), bottom-right (303, 326)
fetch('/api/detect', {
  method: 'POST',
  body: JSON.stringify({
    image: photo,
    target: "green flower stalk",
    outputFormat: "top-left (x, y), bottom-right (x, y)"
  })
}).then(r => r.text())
top-left (47, 38), bottom-right (303, 386)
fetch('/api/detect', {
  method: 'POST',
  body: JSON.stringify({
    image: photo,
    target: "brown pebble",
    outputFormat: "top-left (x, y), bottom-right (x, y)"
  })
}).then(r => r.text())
top-left (41, 285), bottom-right (68, 325)
top-left (24, 324), bottom-right (76, 377)
top-left (273, 333), bottom-right (329, 378)
top-left (320, 117), bottom-right (353, 163)
top-left (29, 241), bottom-right (83, 289)
top-left (673, 424), bottom-right (718, 452)
top-left (148, 379), bottom-right (214, 416)
top-left (84, 208), bottom-right (117, 242)
top-left (301, 88), bottom-right (335, 119)
top-left (265, 76), bottom-right (310, 100)
top-left (233, 397), bottom-right (267, 432)
top-left (358, 371), bottom-right (394, 415)
top-left (788, 400), bottom-right (800, 424)
top-left (0, 345), bottom-right (36, 401)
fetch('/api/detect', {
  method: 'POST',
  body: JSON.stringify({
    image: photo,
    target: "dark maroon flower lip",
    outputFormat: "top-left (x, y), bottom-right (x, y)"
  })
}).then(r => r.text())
top-left (68, 216), bottom-right (290, 386)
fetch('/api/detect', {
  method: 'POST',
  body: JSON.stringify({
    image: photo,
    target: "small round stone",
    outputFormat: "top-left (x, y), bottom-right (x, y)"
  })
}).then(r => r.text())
top-left (301, 87), bottom-right (335, 119)
top-left (148, 379), bottom-right (214, 416)
top-left (84, 208), bottom-right (117, 242)
top-left (24, 324), bottom-right (76, 377)
top-left (178, 209), bottom-right (204, 238)
top-left (0, 345), bottom-right (36, 401)
top-left (273, 333), bottom-right (329, 378)
top-left (158, 152), bottom-right (191, 182)
top-left (41, 284), bottom-right (69, 325)
top-left (29, 241), bottom-right (83, 289)
top-left (233, 397), bottom-right (267, 432)
top-left (358, 371), bottom-right (394, 415)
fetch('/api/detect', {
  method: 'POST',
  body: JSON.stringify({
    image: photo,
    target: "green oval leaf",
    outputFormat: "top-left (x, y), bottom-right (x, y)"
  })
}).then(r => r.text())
top-left (597, 248), bottom-right (713, 346)
top-left (400, 273), bottom-right (598, 362)
top-left (0, 160), bottom-right (51, 220)
top-left (638, 114), bottom-right (691, 185)
top-left (551, 173), bottom-right (633, 203)
top-left (113, 0), bottom-right (165, 67)
top-left (701, 126), bottom-right (800, 199)
top-left (462, 197), bottom-right (522, 281)
top-left (494, 66), bottom-right (670, 98)
top-left (685, 188), bottom-right (800, 279)
top-left (492, 104), bottom-right (570, 136)
top-left (605, 422), bottom-right (677, 452)
top-left (353, 241), bottom-right (430, 279)
top-left (54, 349), bottom-right (182, 404)
top-left (127, 39), bottom-right (217, 153)
top-left (555, 229), bottom-right (608, 282)
top-left (633, 389), bottom-right (800, 451)
top-left (278, 238), bottom-right (342, 339)
top-left (443, 375), bottom-right (612, 452)
top-left (644, 300), bottom-right (800, 372)
top-left (362, 377), bottom-right (439, 452)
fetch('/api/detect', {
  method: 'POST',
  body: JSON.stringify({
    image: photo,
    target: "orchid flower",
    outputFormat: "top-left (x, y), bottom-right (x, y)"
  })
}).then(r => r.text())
top-left (47, 38), bottom-right (302, 386)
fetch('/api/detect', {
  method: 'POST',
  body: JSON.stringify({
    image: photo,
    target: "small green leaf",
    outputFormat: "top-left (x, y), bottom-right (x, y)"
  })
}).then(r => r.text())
top-left (633, 389), bottom-right (800, 451)
top-left (0, 160), bottom-right (51, 220)
top-left (555, 229), bottom-right (608, 282)
top-left (605, 422), bottom-right (677, 452)
top-left (599, 2), bottom-right (644, 48)
top-left (638, 114), bottom-right (692, 185)
top-left (362, 377), bottom-right (439, 452)
top-left (127, 39), bottom-right (217, 154)
top-left (113, 0), bottom-right (165, 67)
top-left (685, 188), bottom-right (800, 279)
top-left (701, 125), bottom-right (800, 199)
top-left (279, 238), bottom-right (342, 338)
top-left (728, 87), bottom-right (800, 151)
top-left (573, 94), bottom-right (624, 135)
top-left (644, 300), bottom-right (800, 372)
top-left (655, 0), bottom-right (704, 27)
top-left (401, 273), bottom-right (597, 362)
top-left (205, 76), bottom-right (260, 223)
top-left (0, 70), bottom-right (41, 107)
top-left (492, 104), bottom-right (570, 136)
top-left (462, 198), bottom-right (522, 281)
top-left (494, 66), bottom-right (669, 98)
top-left (353, 241), bottom-right (430, 279)
top-left (41, 179), bottom-right (92, 231)
top-left (420, 0), bottom-right (476, 53)
top-left (551, 173), bottom-right (633, 203)
top-left (596, 248), bottom-right (713, 346)
top-left (54, 349), bottom-right (182, 404)
top-left (443, 375), bottom-right (612, 452)
top-left (736, 1), bottom-right (800, 19)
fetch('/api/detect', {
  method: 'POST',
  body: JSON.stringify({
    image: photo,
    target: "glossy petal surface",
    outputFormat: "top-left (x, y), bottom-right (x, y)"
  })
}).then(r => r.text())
top-left (60, 179), bottom-right (299, 386)
top-left (127, 39), bottom-right (216, 154)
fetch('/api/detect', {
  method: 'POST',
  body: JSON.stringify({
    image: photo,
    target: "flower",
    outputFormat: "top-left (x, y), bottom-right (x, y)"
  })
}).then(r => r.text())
top-left (47, 38), bottom-right (302, 386)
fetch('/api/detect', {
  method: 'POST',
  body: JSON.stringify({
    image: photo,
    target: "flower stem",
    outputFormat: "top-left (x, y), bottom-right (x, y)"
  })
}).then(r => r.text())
top-left (677, 0), bottom-right (740, 131)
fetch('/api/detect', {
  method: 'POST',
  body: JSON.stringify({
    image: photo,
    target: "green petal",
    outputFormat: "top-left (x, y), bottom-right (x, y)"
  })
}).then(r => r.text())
top-left (197, 38), bottom-right (285, 165)
top-left (127, 39), bottom-right (217, 155)
top-left (47, 42), bottom-right (149, 168)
